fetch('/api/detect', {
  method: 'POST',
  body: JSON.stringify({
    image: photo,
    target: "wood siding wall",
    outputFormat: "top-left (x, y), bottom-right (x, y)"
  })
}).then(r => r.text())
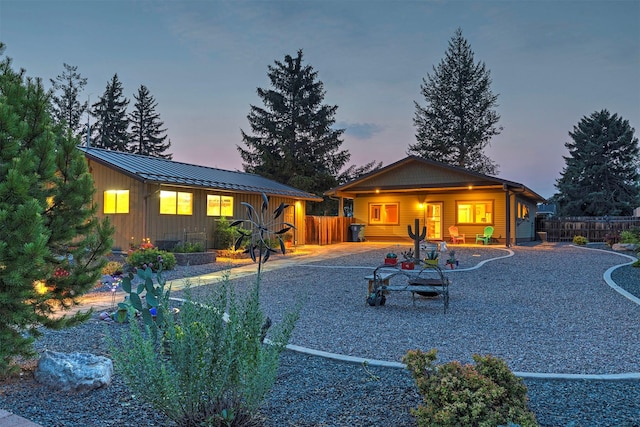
top-left (352, 190), bottom-right (513, 243)
top-left (87, 160), bottom-right (309, 250)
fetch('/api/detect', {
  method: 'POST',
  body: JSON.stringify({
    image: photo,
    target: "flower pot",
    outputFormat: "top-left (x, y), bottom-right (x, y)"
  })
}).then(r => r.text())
top-left (384, 258), bottom-right (398, 265)
top-left (401, 261), bottom-right (414, 270)
top-left (425, 259), bottom-right (438, 266)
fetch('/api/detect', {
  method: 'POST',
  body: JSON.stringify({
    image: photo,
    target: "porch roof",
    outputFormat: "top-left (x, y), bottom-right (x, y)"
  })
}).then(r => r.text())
top-left (325, 156), bottom-right (545, 203)
top-left (80, 146), bottom-right (323, 201)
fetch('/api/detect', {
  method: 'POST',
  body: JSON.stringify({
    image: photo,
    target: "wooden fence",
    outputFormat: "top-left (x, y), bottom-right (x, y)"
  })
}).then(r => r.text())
top-left (537, 216), bottom-right (640, 242)
top-left (305, 216), bottom-right (355, 245)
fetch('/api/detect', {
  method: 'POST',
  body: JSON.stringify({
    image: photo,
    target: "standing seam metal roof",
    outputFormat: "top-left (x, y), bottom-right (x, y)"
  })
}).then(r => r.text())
top-left (79, 147), bottom-right (323, 201)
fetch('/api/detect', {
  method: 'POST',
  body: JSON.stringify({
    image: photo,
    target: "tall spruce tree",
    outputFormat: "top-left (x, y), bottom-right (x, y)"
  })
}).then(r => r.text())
top-left (91, 73), bottom-right (130, 151)
top-left (555, 110), bottom-right (640, 216)
top-left (0, 45), bottom-right (114, 375)
top-left (49, 63), bottom-right (88, 138)
top-left (129, 84), bottom-right (172, 158)
top-left (238, 50), bottom-right (348, 203)
top-left (409, 28), bottom-right (501, 175)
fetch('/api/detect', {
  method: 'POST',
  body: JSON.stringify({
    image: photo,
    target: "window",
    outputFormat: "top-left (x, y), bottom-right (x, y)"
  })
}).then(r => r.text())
top-left (103, 190), bottom-right (129, 214)
top-left (517, 202), bottom-right (530, 220)
top-left (457, 201), bottom-right (493, 224)
top-left (369, 202), bottom-right (399, 225)
top-left (207, 195), bottom-right (234, 216)
top-left (160, 190), bottom-right (192, 215)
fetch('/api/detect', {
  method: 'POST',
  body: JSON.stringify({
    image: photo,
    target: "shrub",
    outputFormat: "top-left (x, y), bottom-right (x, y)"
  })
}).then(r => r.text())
top-left (403, 348), bottom-right (538, 427)
top-left (572, 235), bottom-right (588, 245)
top-left (111, 275), bottom-right (299, 427)
top-left (102, 261), bottom-right (124, 276)
top-left (213, 217), bottom-right (244, 250)
top-left (620, 229), bottom-right (640, 244)
top-left (172, 241), bottom-right (205, 253)
top-left (126, 248), bottom-right (176, 271)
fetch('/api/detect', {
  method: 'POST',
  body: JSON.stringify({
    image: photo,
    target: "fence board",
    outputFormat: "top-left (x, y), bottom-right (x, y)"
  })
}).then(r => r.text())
top-left (538, 216), bottom-right (640, 242)
top-left (305, 216), bottom-right (355, 245)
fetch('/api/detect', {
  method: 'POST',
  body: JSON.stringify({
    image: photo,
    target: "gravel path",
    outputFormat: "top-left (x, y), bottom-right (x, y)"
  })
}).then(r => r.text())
top-left (1, 242), bottom-right (639, 426)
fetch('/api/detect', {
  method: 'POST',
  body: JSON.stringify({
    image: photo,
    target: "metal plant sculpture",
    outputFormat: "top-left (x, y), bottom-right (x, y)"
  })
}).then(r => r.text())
top-left (230, 193), bottom-right (295, 276)
top-left (408, 218), bottom-right (427, 261)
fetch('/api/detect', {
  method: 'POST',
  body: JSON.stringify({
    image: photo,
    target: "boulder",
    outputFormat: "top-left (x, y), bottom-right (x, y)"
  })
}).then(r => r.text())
top-left (35, 350), bottom-right (113, 392)
top-left (612, 243), bottom-right (639, 252)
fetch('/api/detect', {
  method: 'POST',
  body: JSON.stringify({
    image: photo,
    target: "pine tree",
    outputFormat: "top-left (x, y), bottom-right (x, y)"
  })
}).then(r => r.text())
top-left (49, 63), bottom-right (88, 138)
top-left (0, 45), bottom-right (114, 375)
top-left (91, 73), bottom-right (130, 151)
top-left (238, 49), bottom-right (348, 200)
top-left (409, 28), bottom-right (501, 175)
top-left (555, 110), bottom-right (640, 216)
top-left (129, 85), bottom-right (172, 158)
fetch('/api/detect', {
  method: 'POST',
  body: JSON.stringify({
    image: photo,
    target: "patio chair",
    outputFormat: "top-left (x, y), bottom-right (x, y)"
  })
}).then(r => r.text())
top-left (475, 226), bottom-right (494, 245)
top-left (448, 225), bottom-right (465, 244)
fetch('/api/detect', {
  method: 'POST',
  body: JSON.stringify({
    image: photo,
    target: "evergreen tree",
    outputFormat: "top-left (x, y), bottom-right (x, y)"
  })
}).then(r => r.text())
top-left (91, 73), bottom-right (130, 151)
top-left (129, 84), bottom-right (172, 158)
top-left (0, 45), bottom-right (114, 375)
top-left (409, 28), bottom-right (501, 175)
top-left (555, 109), bottom-right (640, 216)
top-left (238, 50), bottom-right (349, 202)
top-left (49, 63), bottom-right (88, 138)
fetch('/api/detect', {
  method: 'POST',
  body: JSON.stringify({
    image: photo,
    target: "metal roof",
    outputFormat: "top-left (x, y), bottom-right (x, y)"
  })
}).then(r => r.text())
top-left (80, 147), bottom-right (323, 201)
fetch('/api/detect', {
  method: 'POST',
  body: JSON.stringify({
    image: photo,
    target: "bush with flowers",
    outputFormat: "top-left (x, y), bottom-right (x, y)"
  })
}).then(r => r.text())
top-left (126, 240), bottom-right (176, 271)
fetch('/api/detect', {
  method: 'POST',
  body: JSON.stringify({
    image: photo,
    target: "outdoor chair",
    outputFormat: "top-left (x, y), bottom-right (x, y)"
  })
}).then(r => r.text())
top-left (475, 226), bottom-right (494, 245)
top-left (448, 225), bottom-right (465, 244)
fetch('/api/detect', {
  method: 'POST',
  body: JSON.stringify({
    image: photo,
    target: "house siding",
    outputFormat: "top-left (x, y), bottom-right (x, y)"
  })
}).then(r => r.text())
top-left (88, 160), bottom-right (308, 251)
top-left (353, 189), bottom-right (510, 244)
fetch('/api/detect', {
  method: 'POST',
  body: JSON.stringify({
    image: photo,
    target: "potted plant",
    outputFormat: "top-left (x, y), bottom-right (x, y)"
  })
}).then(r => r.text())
top-left (384, 252), bottom-right (398, 265)
top-left (401, 248), bottom-right (415, 270)
top-left (445, 250), bottom-right (458, 269)
top-left (425, 249), bottom-right (438, 266)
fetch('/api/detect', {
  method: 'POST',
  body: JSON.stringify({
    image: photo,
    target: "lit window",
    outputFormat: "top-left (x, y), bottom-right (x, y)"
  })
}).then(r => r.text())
top-left (369, 202), bottom-right (399, 225)
top-left (517, 202), bottom-right (530, 220)
top-left (457, 201), bottom-right (493, 224)
top-left (207, 195), bottom-right (234, 216)
top-left (160, 190), bottom-right (192, 215)
top-left (104, 190), bottom-right (129, 214)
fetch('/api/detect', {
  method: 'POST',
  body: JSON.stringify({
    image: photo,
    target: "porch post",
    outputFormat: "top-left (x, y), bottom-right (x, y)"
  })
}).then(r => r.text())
top-left (504, 185), bottom-right (511, 247)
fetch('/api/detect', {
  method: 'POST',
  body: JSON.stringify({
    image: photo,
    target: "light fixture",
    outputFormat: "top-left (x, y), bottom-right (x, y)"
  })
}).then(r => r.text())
top-left (468, 185), bottom-right (473, 190)
top-left (418, 203), bottom-right (424, 209)
top-left (375, 189), bottom-right (380, 194)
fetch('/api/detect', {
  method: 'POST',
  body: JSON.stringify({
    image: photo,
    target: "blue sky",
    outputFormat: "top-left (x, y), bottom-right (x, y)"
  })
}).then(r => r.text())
top-left (1, 0), bottom-right (638, 199)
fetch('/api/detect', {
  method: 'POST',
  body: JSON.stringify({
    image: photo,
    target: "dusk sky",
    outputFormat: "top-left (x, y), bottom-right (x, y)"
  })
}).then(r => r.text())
top-left (1, 0), bottom-right (638, 199)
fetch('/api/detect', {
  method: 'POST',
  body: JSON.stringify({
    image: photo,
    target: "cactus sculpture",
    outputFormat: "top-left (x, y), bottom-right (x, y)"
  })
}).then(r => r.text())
top-left (408, 218), bottom-right (427, 261)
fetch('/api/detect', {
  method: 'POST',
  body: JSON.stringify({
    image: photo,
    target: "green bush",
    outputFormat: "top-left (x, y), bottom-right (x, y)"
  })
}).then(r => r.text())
top-left (214, 217), bottom-right (244, 250)
top-left (111, 275), bottom-right (299, 427)
top-left (172, 241), bottom-right (205, 253)
top-left (620, 229), bottom-right (640, 244)
top-left (126, 248), bottom-right (176, 271)
top-left (572, 235), bottom-right (588, 245)
top-left (102, 261), bottom-right (124, 276)
top-left (403, 349), bottom-right (538, 427)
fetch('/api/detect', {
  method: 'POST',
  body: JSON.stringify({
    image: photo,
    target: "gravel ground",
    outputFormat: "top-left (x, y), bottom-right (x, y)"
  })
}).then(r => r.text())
top-left (1, 243), bottom-right (639, 426)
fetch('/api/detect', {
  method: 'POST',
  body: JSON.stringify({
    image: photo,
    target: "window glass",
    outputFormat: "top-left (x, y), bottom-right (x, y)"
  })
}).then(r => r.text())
top-left (104, 190), bottom-right (129, 214)
top-left (177, 192), bottom-right (192, 215)
top-left (207, 195), bottom-right (234, 216)
top-left (369, 202), bottom-right (399, 225)
top-left (160, 190), bottom-right (177, 215)
top-left (457, 201), bottom-right (493, 224)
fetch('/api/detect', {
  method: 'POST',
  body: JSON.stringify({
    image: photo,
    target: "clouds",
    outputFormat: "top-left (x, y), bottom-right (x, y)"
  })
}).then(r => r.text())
top-left (337, 122), bottom-right (385, 140)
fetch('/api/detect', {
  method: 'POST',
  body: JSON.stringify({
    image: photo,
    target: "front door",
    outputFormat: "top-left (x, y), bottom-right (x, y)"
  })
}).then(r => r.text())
top-left (426, 203), bottom-right (443, 240)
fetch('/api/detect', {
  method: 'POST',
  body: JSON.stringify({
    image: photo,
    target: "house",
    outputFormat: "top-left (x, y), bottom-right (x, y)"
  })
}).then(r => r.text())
top-left (80, 147), bottom-right (323, 251)
top-left (324, 156), bottom-right (546, 246)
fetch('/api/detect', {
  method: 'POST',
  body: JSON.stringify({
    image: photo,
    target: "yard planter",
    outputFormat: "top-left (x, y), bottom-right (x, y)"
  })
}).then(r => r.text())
top-left (173, 251), bottom-right (216, 266)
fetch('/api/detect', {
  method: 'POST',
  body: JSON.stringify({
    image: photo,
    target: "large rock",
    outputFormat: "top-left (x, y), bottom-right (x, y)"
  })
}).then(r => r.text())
top-left (612, 243), bottom-right (639, 252)
top-left (35, 351), bottom-right (113, 392)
